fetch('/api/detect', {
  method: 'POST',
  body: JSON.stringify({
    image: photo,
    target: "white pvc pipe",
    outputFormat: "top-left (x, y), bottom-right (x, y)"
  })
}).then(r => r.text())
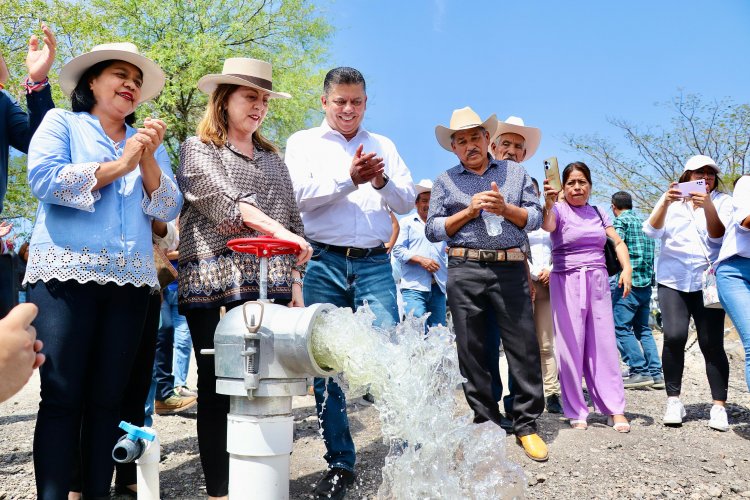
top-left (136, 433), bottom-right (161, 500)
top-left (227, 414), bottom-right (294, 500)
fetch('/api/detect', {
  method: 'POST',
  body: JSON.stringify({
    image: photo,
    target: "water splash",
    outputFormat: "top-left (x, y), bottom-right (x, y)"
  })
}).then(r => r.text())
top-left (311, 305), bottom-right (526, 499)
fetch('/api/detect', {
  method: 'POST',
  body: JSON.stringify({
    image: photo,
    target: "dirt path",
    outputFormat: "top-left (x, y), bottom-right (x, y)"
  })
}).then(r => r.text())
top-left (1, 334), bottom-right (749, 499)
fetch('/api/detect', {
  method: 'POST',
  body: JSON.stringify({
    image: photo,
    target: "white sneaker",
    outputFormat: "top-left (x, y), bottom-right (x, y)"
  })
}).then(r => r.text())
top-left (709, 405), bottom-right (729, 432)
top-left (663, 398), bottom-right (686, 425)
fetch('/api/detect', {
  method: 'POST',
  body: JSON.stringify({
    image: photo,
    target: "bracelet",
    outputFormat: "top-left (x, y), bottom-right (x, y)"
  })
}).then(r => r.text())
top-left (292, 277), bottom-right (304, 287)
top-left (23, 76), bottom-right (49, 94)
top-left (0, 82), bottom-right (4, 90)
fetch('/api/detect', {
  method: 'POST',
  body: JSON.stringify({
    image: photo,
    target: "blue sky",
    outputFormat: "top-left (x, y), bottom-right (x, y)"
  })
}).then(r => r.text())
top-left (321, 0), bottom-right (750, 198)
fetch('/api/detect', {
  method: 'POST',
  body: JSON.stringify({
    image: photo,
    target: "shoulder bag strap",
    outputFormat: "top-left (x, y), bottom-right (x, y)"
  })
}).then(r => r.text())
top-left (683, 202), bottom-right (714, 270)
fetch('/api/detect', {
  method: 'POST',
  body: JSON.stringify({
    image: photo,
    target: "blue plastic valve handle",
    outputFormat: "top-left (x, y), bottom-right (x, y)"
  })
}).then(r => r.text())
top-left (119, 421), bottom-right (156, 442)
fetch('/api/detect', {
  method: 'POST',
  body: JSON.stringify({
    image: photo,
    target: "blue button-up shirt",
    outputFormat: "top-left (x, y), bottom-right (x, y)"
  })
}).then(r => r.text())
top-left (426, 157), bottom-right (541, 249)
top-left (24, 109), bottom-right (182, 288)
top-left (392, 214), bottom-right (447, 294)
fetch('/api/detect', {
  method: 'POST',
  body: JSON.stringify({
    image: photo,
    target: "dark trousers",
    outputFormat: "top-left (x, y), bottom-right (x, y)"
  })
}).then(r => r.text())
top-left (29, 280), bottom-right (149, 499)
top-left (114, 292), bottom-right (162, 487)
top-left (447, 258), bottom-right (544, 436)
top-left (184, 303), bottom-right (243, 498)
top-left (658, 284), bottom-right (728, 400)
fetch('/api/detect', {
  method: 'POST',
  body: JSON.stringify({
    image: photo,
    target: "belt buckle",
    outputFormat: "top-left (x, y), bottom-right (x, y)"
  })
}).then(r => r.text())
top-left (479, 250), bottom-right (495, 261)
top-left (346, 247), bottom-right (365, 258)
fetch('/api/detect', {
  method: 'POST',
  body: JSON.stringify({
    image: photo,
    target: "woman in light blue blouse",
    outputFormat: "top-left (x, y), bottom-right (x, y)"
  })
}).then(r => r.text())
top-left (24, 43), bottom-right (182, 499)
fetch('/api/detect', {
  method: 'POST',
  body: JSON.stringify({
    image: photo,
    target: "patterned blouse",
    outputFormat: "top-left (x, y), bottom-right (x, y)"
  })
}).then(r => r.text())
top-left (177, 136), bottom-right (304, 311)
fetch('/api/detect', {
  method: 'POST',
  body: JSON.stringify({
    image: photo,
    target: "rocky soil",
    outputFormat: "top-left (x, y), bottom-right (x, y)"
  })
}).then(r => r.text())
top-left (1, 332), bottom-right (749, 499)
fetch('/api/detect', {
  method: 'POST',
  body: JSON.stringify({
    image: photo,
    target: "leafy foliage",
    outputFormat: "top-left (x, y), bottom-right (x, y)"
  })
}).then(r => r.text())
top-left (1, 0), bottom-right (332, 220)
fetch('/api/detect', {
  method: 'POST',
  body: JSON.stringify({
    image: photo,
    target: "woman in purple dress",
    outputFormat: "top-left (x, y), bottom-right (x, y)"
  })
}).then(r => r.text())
top-left (541, 162), bottom-right (633, 432)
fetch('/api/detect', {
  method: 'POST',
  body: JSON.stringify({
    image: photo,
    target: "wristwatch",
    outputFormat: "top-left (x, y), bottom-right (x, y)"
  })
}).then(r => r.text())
top-left (292, 277), bottom-right (304, 287)
top-left (374, 174), bottom-right (390, 190)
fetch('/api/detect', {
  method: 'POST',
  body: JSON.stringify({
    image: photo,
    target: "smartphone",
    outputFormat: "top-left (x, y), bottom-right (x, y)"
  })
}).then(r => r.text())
top-left (543, 157), bottom-right (562, 191)
top-left (676, 179), bottom-right (706, 198)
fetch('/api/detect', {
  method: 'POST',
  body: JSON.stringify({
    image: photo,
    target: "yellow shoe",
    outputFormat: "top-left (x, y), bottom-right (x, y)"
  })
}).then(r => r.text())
top-left (516, 433), bottom-right (548, 462)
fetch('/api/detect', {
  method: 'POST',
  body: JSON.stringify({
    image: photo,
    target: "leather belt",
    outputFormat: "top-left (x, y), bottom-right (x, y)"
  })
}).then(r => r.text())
top-left (309, 240), bottom-right (388, 258)
top-left (448, 247), bottom-right (525, 262)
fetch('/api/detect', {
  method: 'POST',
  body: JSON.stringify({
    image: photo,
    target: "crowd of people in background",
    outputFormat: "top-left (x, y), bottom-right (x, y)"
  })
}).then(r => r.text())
top-left (0, 25), bottom-right (749, 500)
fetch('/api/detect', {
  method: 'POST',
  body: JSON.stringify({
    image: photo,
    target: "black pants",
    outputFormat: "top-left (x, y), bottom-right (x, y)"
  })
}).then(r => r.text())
top-left (658, 284), bottom-right (728, 400)
top-left (447, 258), bottom-right (544, 436)
top-left (29, 280), bottom-right (149, 499)
top-left (184, 303), bottom-right (242, 497)
top-left (114, 292), bottom-right (162, 487)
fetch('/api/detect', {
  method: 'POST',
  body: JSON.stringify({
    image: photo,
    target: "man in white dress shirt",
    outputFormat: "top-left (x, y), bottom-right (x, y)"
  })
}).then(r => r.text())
top-left (285, 66), bottom-right (415, 500)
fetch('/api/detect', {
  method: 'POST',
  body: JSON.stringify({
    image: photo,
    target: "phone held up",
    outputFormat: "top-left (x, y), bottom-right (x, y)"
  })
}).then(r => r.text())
top-left (676, 179), bottom-right (706, 198)
top-left (544, 156), bottom-right (562, 191)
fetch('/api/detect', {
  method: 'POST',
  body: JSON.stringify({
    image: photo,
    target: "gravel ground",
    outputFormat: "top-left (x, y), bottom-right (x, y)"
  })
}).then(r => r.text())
top-left (1, 332), bottom-right (749, 499)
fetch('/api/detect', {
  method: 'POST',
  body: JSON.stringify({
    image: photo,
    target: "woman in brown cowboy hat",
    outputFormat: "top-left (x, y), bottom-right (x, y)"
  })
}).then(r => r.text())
top-left (25, 42), bottom-right (181, 498)
top-left (176, 58), bottom-right (311, 499)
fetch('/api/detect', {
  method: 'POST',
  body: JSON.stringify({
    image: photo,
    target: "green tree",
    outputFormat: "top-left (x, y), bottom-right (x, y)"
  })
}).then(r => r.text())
top-left (2, 155), bottom-right (36, 226)
top-left (91, 0), bottom-right (332, 164)
top-left (565, 93), bottom-right (750, 211)
top-left (1, 0), bottom-right (333, 218)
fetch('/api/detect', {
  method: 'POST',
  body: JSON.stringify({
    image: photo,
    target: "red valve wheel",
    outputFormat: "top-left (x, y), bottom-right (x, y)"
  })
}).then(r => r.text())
top-left (227, 237), bottom-right (301, 257)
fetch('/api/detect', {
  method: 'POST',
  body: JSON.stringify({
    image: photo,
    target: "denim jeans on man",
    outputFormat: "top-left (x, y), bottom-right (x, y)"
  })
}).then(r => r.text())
top-left (717, 255), bottom-right (750, 391)
top-left (305, 243), bottom-right (399, 472)
top-left (401, 283), bottom-right (446, 328)
top-left (162, 286), bottom-right (192, 387)
top-left (144, 286), bottom-right (193, 422)
top-left (611, 280), bottom-right (662, 377)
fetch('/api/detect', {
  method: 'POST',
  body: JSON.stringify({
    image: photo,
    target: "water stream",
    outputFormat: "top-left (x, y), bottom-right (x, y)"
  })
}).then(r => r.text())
top-left (310, 305), bottom-right (526, 499)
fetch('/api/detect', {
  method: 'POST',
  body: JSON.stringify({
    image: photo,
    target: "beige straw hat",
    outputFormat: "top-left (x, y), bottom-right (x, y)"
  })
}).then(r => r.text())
top-left (197, 58), bottom-right (291, 99)
top-left (435, 107), bottom-right (498, 151)
top-left (59, 42), bottom-right (165, 104)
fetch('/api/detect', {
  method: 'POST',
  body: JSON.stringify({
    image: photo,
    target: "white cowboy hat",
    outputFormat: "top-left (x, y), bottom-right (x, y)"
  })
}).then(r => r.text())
top-left (197, 58), bottom-right (291, 99)
top-left (415, 179), bottom-right (433, 195)
top-left (59, 42), bottom-right (165, 104)
top-left (684, 154), bottom-right (720, 173)
top-left (435, 107), bottom-right (498, 152)
top-left (490, 116), bottom-right (542, 162)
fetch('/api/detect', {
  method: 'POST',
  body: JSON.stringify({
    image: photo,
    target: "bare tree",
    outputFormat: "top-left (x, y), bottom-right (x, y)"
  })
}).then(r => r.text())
top-left (566, 93), bottom-right (750, 211)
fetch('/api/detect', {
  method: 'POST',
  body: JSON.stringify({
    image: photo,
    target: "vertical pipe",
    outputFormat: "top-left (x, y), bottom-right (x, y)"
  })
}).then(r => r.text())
top-left (136, 435), bottom-right (161, 500)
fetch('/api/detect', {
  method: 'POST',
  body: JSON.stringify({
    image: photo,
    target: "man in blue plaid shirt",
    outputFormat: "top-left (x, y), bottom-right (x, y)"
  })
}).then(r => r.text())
top-left (610, 191), bottom-right (664, 389)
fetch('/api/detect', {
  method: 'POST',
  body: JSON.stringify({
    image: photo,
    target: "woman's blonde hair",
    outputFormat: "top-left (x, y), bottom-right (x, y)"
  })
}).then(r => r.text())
top-left (196, 83), bottom-right (278, 153)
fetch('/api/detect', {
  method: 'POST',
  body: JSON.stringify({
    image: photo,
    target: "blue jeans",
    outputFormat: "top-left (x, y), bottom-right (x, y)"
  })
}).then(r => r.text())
top-left (162, 287), bottom-right (192, 387)
top-left (144, 287), bottom-right (194, 423)
top-left (304, 244), bottom-right (399, 471)
top-left (401, 283), bottom-right (447, 328)
top-left (717, 256), bottom-right (750, 391)
top-left (611, 284), bottom-right (662, 377)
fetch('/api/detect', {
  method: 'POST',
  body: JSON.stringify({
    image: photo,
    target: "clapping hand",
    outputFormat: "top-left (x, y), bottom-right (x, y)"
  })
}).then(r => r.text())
top-left (350, 144), bottom-right (385, 186)
top-left (26, 23), bottom-right (57, 83)
top-left (134, 118), bottom-right (167, 157)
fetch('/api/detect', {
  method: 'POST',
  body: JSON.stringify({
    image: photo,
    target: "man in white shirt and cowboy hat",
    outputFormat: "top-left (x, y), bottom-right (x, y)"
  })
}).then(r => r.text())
top-left (285, 66), bottom-right (415, 499)
top-left (489, 116), bottom-right (563, 415)
top-left (392, 179), bottom-right (448, 329)
top-left (426, 106), bottom-right (548, 462)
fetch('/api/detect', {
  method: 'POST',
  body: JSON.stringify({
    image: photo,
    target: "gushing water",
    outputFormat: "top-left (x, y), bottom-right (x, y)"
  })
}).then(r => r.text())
top-left (311, 305), bottom-right (526, 499)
